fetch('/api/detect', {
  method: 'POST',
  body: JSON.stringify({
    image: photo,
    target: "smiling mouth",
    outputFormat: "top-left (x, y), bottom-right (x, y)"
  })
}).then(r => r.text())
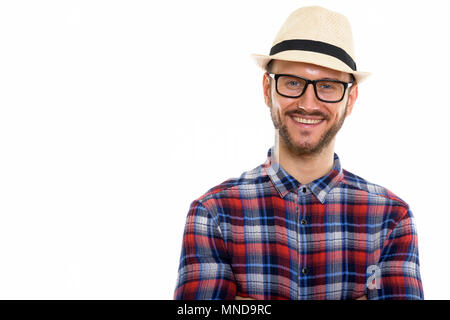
top-left (291, 116), bottom-right (324, 125)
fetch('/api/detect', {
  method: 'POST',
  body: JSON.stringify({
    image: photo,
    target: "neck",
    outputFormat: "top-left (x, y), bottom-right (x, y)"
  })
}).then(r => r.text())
top-left (273, 135), bottom-right (336, 185)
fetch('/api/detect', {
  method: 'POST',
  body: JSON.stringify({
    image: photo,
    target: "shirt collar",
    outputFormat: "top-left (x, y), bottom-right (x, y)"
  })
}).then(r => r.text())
top-left (263, 146), bottom-right (344, 204)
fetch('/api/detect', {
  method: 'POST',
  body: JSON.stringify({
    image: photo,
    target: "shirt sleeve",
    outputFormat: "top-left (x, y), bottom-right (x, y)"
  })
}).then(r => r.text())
top-left (174, 200), bottom-right (237, 300)
top-left (367, 207), bottom-right (424, 300)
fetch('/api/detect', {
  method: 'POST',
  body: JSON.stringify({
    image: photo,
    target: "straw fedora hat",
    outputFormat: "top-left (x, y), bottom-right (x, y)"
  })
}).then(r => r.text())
top-left (251, 6), bottom-right (370, 83)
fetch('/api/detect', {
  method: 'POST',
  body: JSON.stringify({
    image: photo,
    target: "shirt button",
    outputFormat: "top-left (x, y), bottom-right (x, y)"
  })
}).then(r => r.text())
top-left (300, 219), bottom-right (307, 225)
top-left (302, 267), bottom-right (308, 275)
top-left (302, 187), bottom-right (307, 193)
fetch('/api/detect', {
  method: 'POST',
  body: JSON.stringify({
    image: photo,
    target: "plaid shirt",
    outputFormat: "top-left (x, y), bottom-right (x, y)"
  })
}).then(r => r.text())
top-left (174, 147), bottom-right (424, 300)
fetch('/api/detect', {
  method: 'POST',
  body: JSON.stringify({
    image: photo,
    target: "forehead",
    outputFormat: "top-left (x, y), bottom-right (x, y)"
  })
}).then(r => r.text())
top-left (270, 60), bottom-right (350, 81)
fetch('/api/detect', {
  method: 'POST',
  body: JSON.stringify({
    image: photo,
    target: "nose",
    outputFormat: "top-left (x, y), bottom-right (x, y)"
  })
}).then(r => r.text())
top-left (299, 82), bottom-right (318, 106)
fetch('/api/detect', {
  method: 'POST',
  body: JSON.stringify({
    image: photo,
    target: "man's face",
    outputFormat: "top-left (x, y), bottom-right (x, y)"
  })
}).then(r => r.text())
top-left (263, 60), bottom-right (358, 156)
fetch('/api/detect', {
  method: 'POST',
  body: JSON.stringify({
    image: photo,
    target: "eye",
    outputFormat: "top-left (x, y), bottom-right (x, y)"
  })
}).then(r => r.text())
top-left (286, 80), bottom-right (301, 88)
top-left (317, 81), bottom-right (338, 90)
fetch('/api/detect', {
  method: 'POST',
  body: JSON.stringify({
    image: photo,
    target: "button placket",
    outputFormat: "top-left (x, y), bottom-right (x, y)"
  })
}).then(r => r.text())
top-left (297, 185), bottom-right (311, 298)
top-left (299, 186), bottom-right (308, 227)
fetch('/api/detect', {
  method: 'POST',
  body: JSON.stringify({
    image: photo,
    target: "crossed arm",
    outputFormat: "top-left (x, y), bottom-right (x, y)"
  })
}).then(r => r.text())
top-left (175, 202), bottom-right (423, 300)
top-left (235, 295), bottom-right (368, 300)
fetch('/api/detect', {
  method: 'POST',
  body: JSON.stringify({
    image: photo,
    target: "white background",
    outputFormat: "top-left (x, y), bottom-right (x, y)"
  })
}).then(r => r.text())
top-left (0, 0), bottom-right (447, 299)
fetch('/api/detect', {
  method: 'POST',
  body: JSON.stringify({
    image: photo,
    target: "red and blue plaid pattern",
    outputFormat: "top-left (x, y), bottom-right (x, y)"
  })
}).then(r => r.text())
top-left (174, 147), bottom-right (424, 300)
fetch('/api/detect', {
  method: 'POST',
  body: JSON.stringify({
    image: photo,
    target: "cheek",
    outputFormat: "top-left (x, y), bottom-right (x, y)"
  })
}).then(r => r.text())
top-left (329, 104), bottom-right (347, 122)
top-left (270, 95), bottom-right (284, 115)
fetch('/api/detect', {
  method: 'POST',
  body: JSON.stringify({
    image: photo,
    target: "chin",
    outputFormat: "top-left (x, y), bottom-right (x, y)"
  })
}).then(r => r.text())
top-left (285, 141), bottom-right (317, 155)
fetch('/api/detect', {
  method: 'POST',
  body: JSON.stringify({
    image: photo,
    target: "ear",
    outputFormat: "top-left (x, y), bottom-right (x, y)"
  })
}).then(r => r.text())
top-left (263, 73), bottom-right (272, 108)
top-left (345, 83), bottom-right (358, 117)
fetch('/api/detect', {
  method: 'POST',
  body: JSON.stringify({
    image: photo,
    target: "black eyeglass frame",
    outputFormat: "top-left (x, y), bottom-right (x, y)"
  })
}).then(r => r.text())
top-left (268, 73), bottom-right (354, 103)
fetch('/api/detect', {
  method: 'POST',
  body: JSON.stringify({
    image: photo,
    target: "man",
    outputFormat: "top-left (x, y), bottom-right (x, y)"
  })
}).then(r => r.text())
top-left (174, 6), bottom-right (424, 300)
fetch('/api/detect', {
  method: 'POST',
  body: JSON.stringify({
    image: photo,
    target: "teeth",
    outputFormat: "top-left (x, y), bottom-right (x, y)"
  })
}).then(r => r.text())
top-left (293, 117), bottom-right (323, 124)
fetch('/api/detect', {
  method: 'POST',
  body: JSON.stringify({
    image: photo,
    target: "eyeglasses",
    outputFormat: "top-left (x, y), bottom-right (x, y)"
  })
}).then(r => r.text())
top-left (268, 73), bottom-right (354, 103)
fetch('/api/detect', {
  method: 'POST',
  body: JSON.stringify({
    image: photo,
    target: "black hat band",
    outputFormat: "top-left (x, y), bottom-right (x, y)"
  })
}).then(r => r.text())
top-left (269, 39), bottom-right (357, 71)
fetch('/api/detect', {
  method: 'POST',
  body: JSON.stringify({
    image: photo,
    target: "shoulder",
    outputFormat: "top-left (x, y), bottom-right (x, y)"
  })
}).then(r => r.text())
top-left (192, 163), bottom-right (269, 208)
top-left (340, 168), bottom-right (410, 211)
